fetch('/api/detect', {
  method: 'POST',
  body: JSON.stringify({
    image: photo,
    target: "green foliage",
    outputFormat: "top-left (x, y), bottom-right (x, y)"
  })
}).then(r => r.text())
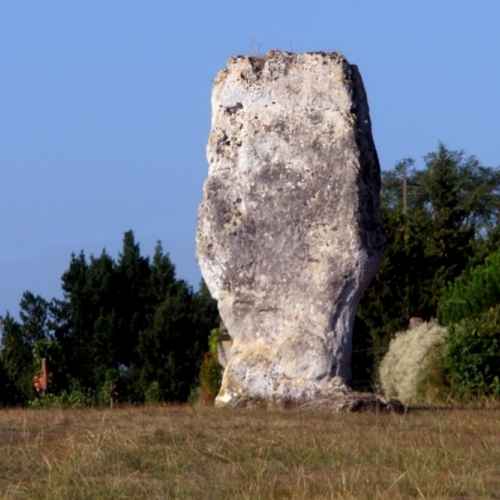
top-left (192, 280), bottom-right (219, 354)
top-left (1, 230), bottom-right (219, 407)
top-left (353, 144), bottom-right (500, 389)
top-left (30, 391), bottom-right (91, 409)
top-left (0, 314), bottom-right (34, 403)
top-left (29, 387), bottom-right (94, 409)
top-left (378, 242), bottom-right (500, 402)
top-left (187, 385), bottom-right (201, 405)
top-left (354, 208), bottom-right (432, 387)
top-left (199, 352), bottom-right (222, 404)
top-left (19, 292), bottom-right (50, 346)
top-left (198, 328), bottom-right (223, 404)
top-left (208, 328), bottom-right (220, 356)
top-left (144, 381), bottom-right (161, 404)
top-left (97, 369), bottom-right (120, 407)
top-left (115, 231), bottom-right (152, 368)
top-left (139, 284), bottom-right (198, 401)
top-left (438, 249), bottom-right (500, 325)
top-left (0, 357), bottom-right (20, 406)
top-left (443, 305), bottom-right (500, 398)
top-left (150, 241), bottom-right (176, 302)
top-left (415, 347), bottom-right (452, 404)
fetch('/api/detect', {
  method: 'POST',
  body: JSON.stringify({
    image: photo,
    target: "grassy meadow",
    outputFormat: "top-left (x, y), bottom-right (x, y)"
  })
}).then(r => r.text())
top-left (0, 404), bottom-right (499, 499)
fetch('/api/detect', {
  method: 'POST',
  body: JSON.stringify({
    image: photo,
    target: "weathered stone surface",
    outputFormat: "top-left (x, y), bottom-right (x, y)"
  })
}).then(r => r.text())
top-left (197, 50), bottom-right (385, 408)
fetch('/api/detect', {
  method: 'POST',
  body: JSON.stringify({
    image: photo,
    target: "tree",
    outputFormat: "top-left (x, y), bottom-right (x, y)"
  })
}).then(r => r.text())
top-left (19, 292), bottom-right (50, 346)
top-left (115, 231), bottom-right (151, 368)
top-left (58, 251), bottom-right (95, 388)
top-left (0, 352), bottom-right (21, 406)
top-left (1, 231), bottom-right (225, 405)
top-left (150, 241), bottom-right (176, 303)
top-left (0, 314), bottom-right (34, 403)
top-left (86, 251), bottom-right (119, 383)
top-left (192, 280), bottom-right (219, 348)
top-left (352, 145), bottom-right (500, 388)
top-left (0, 357), bottom-right (11, 405)
top-left (138, 283), bottom-right (197, 401)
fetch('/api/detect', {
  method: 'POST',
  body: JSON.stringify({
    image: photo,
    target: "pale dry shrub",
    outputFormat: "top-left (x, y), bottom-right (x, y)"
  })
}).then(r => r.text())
top-left (379, 321), bottom-right (447, 404)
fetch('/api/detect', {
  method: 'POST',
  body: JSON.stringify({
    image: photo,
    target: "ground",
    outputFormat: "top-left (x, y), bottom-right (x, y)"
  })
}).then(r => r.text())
top-left (0, 405), bottom-right (499, 499)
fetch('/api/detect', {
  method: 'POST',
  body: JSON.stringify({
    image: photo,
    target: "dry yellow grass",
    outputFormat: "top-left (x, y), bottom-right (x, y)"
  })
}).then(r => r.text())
top-left (0, 404), bottom-right (499, 499)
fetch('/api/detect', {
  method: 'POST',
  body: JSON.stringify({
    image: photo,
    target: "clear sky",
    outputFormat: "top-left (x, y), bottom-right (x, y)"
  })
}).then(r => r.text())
top-left (1, 1), bottom-right (499, 317)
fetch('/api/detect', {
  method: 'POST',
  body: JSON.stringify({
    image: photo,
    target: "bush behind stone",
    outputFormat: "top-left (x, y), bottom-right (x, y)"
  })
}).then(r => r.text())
top-left (379, 321), bottom-right (447, 404)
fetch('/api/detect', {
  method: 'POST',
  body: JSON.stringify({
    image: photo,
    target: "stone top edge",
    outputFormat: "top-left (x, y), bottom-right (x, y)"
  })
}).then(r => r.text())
top-left (228, 49), bottom-right (347, 65)
top-left (214, 50), bottom-right (355, 86)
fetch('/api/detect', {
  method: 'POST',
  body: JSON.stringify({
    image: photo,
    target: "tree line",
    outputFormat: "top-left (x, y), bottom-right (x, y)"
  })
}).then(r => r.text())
top-left (353, 144), bottom-right (500, 390)
top-left (0, 232), bottom-right (218, 406)
top-left (1, 144), bottom-right (499, 405)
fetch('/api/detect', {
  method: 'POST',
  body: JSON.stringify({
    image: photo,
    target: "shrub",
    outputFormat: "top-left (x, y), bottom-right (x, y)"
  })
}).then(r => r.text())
top-left (144, 381), bottom-right (161, 404)
top-left (443, 304), bottom-right (500, 398)
top-left (187, 385), bottom-right (201, 405)
top-left (97, 369), bottom-right (120, 407)
top-left (29, 387), bottom-right (94, 409)
top-left (438, 249), bottom-right (500, 325)
top-left (199, 352), bottom-right (222, 404)
top-left (208, 328), bottom-right (220, 355)
top-left (194, 328), bottom-right (224, 405)
top-left (379, 321), bottom-right (447, 404)
top-left (415, 347), bottom-right (451, 403)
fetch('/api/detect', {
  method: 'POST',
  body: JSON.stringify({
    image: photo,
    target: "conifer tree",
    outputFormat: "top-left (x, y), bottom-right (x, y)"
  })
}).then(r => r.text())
top-left (115, 231), bottom-right (151, 368)
top-left (0, 314), bottom-right (34, 403)
top-left (353, 144), bottom-right (500, 388)
top-left (19, 292), bottom-right (50, 346)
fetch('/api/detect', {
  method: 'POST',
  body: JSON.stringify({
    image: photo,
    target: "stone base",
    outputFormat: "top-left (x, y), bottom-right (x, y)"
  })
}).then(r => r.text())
top-left (215, 385), bottom-right (405, 413)
top-left (299, 393), bottom-right (406, 413)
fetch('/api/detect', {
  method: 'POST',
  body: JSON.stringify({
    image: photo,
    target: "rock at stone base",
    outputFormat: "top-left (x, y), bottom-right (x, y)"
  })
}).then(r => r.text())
top-left (216, 385), bottom-right (406, 414)
top-left (197, 50), bottom-right (387, 409)
top-left (332, 394), bottom-right (406, 413)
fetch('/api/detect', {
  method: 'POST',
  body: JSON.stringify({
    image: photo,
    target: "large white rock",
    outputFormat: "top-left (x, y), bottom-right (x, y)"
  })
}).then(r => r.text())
top-left (197, 51), bottom-right (385, 408)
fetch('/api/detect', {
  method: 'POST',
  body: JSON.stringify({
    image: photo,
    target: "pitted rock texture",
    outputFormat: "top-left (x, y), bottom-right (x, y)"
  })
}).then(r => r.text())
top-left (197, 51), bottom-right (384, 408)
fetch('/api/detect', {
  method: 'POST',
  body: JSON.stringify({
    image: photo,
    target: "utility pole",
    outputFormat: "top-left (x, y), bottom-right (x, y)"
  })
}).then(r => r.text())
top-left (401, 166), bottom-right (410, 324)
top-left (402, 174), bottom-right (408, 216)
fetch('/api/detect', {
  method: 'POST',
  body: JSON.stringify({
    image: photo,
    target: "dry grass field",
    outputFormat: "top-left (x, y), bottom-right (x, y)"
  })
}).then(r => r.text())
top-left (0, 404), bottom-right (499, 499)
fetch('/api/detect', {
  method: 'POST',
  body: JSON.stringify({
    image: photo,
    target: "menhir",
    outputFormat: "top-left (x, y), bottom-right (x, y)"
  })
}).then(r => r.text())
top-left (197, 50), bottom-right (387, 410)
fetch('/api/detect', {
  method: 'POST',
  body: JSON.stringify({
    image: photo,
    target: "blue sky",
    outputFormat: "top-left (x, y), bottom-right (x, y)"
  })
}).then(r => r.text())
top-left (1, 1), bottom-right (499, 317)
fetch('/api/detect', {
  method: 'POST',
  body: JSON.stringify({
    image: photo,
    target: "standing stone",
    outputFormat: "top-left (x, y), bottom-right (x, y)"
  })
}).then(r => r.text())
top-left (197, 51), bottom-right (385, 409)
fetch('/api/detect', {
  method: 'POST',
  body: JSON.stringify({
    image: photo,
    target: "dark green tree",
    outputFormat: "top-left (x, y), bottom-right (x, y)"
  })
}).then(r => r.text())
top-left (0, 314), bottom-right (34, 403)
top-left (0, 357), bottom-right (15, 406)
top-left (86, 251), bottom-right (119, 384)
top-left (416, 146), bottom-right (474, 309)
top-left (150, 241), bottom-right (176, 303)
top-left (115, 231), bottom-right (151, 368)
top-left (58, 251), bottom-right (96, 388)
top-left (138, 283), bottom-right (197, 401)
top-left (19, 292), bottom-right (50, 346)
top-left (2, 231), bottom-right (228, 405)
top-left (352, 145), bottom-right (500, 388)
top-left (192, 280), bottom-right (219, 347)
